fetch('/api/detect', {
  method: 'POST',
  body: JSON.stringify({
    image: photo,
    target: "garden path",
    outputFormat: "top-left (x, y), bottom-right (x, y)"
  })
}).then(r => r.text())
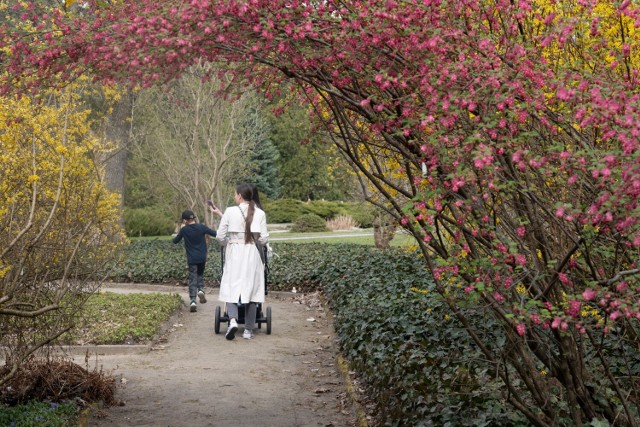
top-left (74, 284), bottom-right (360, 427)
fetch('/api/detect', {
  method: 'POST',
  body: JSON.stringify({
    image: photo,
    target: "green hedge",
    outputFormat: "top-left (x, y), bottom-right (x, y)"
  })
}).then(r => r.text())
top-left (105, 238), bottom-right (222, 283)
top-left (104, 240), bottom-right (524, 425)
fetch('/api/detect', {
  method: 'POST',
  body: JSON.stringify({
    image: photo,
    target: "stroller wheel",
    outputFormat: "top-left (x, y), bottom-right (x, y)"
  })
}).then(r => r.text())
top-left (214, 306), bottom-right (221, 334)
top-left (266, 306), bottom-right (272, 335)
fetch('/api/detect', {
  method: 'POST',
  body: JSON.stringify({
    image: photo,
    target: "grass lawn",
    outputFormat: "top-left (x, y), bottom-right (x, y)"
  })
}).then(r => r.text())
top-left (61, 292), bottom-right (183, 345)
top-left (136, 227), bottom-right (417, 247)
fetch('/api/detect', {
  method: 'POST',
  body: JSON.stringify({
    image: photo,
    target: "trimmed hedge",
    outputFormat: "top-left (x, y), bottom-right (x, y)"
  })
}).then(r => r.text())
top-left (104, 240), bottom-right (524, 425)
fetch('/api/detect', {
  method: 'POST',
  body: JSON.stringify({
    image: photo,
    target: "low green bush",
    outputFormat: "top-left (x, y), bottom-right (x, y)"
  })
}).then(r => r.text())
top-left (0, 400), bottom-right (78, 427)
top-left (301, 200), bottom-right (344, 219)
top-left (263, 198), bottom-right (374, 227)
top-left (290, 213), bottom-right (329, 232)
top-left (263, 198), bottom-right (305, 223)
top-left (341, 204), bottom-right (375, 228)
top-left (105, 238), bottom-right (222, 283)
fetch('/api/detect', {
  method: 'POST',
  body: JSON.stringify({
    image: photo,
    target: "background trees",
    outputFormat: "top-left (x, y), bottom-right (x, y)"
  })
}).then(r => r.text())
top-left (266, 98), bottom-right (356, 201)
top-left (127, 63), bottom-right (269, 229)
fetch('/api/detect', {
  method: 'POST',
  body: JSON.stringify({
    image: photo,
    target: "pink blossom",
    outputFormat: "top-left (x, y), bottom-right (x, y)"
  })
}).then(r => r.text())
top-left (556, 87), bottom-right (575, 101)
top-left (582, 289), bottom-right (596, 301)
top-left (616, 281), bottom-right (628, 292)
top-left (516, 324), bottom-right (526, 336)
top-left (567, 300), bottom-right (581, 318)
top-left (557, 272), bottom-right (569, 285)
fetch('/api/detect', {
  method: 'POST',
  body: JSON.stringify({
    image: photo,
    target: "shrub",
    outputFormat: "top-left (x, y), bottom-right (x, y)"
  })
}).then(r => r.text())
top-left (302, 200), bottom-right (344, 219)
top-left (290, 213), bottom-right (329, 232)
top-left (263, 198), bottom-right (305, 223)
top-left (124, 206), bottom-right (176, 237)
top-left (340, 203), bottom-right (375, 228)
top-left (0, 399), bottom-right (78, 427)
top-left (326, 214), bottom-right (358, 231)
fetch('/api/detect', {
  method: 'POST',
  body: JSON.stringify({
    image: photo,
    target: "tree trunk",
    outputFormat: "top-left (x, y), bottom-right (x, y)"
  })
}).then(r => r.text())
top-left (373, 215), bottom-right (396, 249)
top-left (97, 90), bottom-right (134, 227)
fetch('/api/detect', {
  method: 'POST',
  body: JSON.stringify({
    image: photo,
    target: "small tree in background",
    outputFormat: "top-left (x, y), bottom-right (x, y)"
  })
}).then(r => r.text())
top-left (129, 62), bottom-right (267, 226)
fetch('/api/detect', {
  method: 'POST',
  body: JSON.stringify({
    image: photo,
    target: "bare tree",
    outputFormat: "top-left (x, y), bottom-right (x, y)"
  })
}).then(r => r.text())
top-left (130, 62), bottom-right (268, 226)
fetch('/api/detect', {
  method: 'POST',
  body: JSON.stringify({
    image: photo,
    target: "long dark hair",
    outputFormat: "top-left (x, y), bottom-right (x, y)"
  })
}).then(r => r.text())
top-left (249, 183), bottom-right (262, 209)
top-left (237, 183), bottom-right (256, 243)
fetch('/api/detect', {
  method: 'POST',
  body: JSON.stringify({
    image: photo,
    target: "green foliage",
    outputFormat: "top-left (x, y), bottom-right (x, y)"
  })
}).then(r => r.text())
top-left (263, 198), bottom-right (305, 223)
top-left (266, 98), bottom-right (356, 201)
top-left (340, 203), bottom-right (375, 228)
top-left (124, 206), bottom-right (176, 237)
top-left (0, 400), bottom-right (78, 427)
top-left (301, 200), bottom-right (346, 219)
top-left (243, 137), bottom-right (282, 199)
top-left (105, 239), bottom-right (222, 283)
top-left (61, 292), bottom-right (183, 345)
top-left (264, 198), bottom-right (373, 226)
top-left (315, 246), bottom-right (524, 426)
top-left (290, 213), bottom-right (329, 233)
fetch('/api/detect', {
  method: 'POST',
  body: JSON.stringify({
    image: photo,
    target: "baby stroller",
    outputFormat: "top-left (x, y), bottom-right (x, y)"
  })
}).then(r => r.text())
top-left (214, 244), bottom-right (272, 335)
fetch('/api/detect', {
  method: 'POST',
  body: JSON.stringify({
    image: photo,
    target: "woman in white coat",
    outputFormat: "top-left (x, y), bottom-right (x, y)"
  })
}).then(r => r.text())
top-left (216, 183), bottom-right (269, 340)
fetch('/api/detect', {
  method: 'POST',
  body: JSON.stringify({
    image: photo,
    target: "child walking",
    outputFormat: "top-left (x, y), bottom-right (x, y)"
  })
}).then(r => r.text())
top-left (172, 208), bottom-right (221, 312)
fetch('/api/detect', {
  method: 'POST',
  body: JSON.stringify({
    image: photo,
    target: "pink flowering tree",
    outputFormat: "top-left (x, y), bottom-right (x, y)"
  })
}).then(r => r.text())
top-left (2, 0), bottom-right (640, 424)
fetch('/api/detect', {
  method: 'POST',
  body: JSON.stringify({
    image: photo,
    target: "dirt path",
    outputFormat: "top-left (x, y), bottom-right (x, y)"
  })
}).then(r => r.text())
top-left (75, 284), bottom-right (360, 427)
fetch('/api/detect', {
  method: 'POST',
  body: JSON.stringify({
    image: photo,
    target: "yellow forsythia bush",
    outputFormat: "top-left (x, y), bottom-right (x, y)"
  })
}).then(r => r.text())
top-left (0, 87), bottom-right (126, 383)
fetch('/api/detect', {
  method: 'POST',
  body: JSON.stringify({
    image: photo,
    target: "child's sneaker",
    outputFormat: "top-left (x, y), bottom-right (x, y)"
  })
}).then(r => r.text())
top-left (190, 301), bottom-right (197, 312)
top-left (197, 289), bottom-right (207, 303)
top-left (242, 329), bottom-right (254, 340)
top-left (226, 318), bottom-right (238, 340)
